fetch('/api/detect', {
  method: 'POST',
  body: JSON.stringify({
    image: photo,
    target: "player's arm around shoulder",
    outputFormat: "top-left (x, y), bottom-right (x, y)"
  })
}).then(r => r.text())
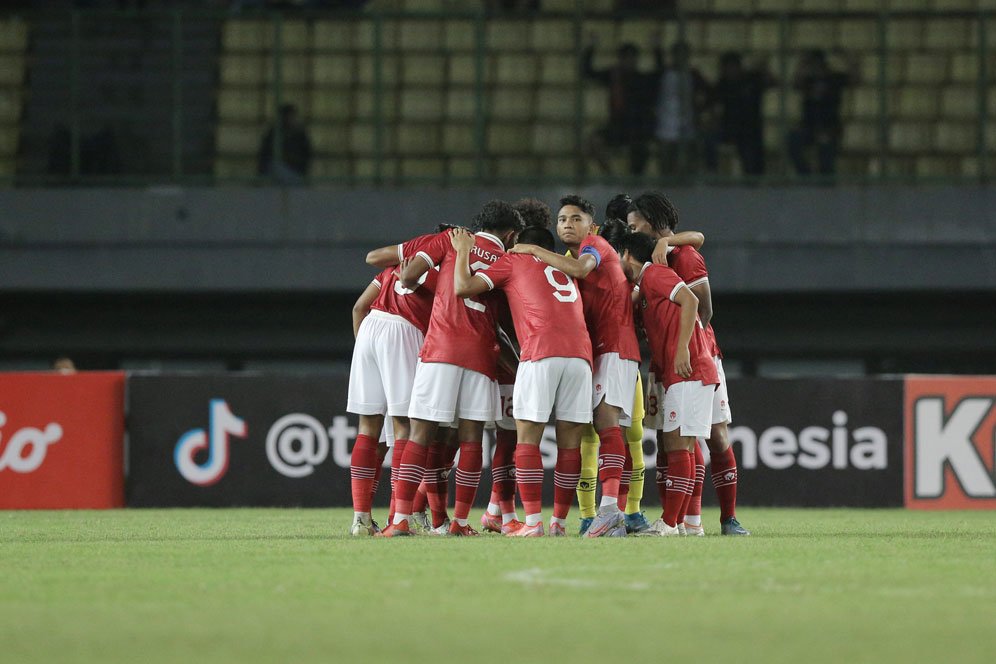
top-left (352, 280), bottom-right (381, 338)
top-left (671, 285), bottom-right (700, 379)
top-left (509, 242), bottom-right (596, 279)
top-left (451, 228), bottom-right (492, 298)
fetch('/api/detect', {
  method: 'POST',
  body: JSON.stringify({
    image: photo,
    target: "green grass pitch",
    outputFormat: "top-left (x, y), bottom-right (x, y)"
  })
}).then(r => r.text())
top-left (3, 508), bottom-right (995, 663)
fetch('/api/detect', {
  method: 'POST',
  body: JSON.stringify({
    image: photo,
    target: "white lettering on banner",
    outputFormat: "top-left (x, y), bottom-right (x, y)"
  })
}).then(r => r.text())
top-left (914, 397), bottom-right (996, 498)
top-left (174, 399), bottom-right (247, 486)
top-left (329, 416), bottom-right (358, 468)
top-left (0, 411), bottom-right (63, 473)
top-left (731, 411), bottom-right (887, 471)
top-left (266, 414), bottom-right (330, 478)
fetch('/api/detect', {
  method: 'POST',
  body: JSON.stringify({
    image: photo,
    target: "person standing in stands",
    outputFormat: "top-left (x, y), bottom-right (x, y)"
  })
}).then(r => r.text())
top-left (258, 104), bottom-right (312, 184)
top-left (787, 50), bottom-right (858, 177)
top-left (655, 41), bottom-right (712, 179)
top-left (705, 51), bottom-right (775, 177)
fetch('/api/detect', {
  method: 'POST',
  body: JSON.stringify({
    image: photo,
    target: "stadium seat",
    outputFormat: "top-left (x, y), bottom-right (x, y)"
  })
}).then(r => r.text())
top-left (762, 90), bottom-right (802, 122)
top-left (402, 55), bottom-right (447, 86)
top-left (444, 20), bottom-right (476, 51)
top-left (754, 0), bottom-right (800, 10)
top-left (401, 158), bottom-right (446, 179)
top-left (904, 54), bottom-right (949, 85)
top-left (355, 89), bottom-right (401, 120)
top-left (887, 20), bottom-right (923, 50)
top-left (222, 21), bottom-right (267, 52)
top-left (533, 20), bottom-right (575, 52)
top-left (749, 20), bottom-right (780, 52)
top-left (311, 20), bottom-right (357, 51)
top-left (949, 52), bottom-right (979, 83)
top-left (263, 88), bottom-right (311, 118)
top-left (0, 89), bottom-right (21, 121)
top-left (930, 0), bottom-right (979, 7)
top-left (934, 123), bottom-right (977, 153)
top-left (264, 55), bottom-right (311, 87)
top-left (496, 54), bottom-right (538, 86)
top-left (842, 0), bottom-right (881, 9)
top-left (213, 157), bottom-right (256, 179)
top-left (540, 54), bottom-right (578, 85)
top-left (890, 122), bottom-right (932, 153)
top-left (357, 55), bottom-right (400, 86)
top-left (540, 156), bottom-right (577, 180)
top-left (215, 124), bottom-right (261, 155)
top-left (312, 55), bottom-right (357, 87)
top-left (494, 157), bottom-right (538, 179)
top-left (0, 19), bottom-right (28, 52)
top-left (448, 56), bottom-right (478, 85)
top-left (791, 20), bottom-right (834, 50)
top-left (925, 20), bottom-right (972, 51)
top-left (356, 21), bottom-right (399, 51)
top-left (843, 122), bottom-right (879, 152)
top-left (349, 123), bottom-right (375, 153)
top-left (940, 86), bottom-right (977, 119)
top-left (491, 90), bottom-right (534, 121)
top-left (797, 0), bottom-right (842, 9)
top-left (445, 89), bottom-right (476, 120)
top-left (487, 124), bottom-right (532, 154)
top-left (311, 158), bottom-right (351, 179)
top-left (447, 158), bottom-right (478, 180)
top-left (837, 20), bottom-right (879, 51)
top-left (399, 20), bottom-right (443, 51)
top-left (532, 124), bottom-right (576, 154)
top-left (311, 125), bottom-right (351, 155)
top-left (488, 20), bottom-right (531, 52)
top-left (397, 124), bottom-right (442, 154)
top-left (218, 89), bottom-right (263, 122)
top-left (960, 156), bottom-right (979, 177)
top-left (400, 89), bottom-right (445, 121)
top-left (915, 156), bottom-right (960, 177)
top-left (443, 124), bottom-right (475, 154)
top-left (898, 87), bottom-right (940, 119)
top-left (0, 56), bottom-right (26, 86)
top-left (889, 0), bottom-right (930, 8)
top-left (220, 55), bottom-right (265, 87)
top-left (311, 93), bottom-right (353, 121)
top-left (280, 20), bottom-right (310, 52)
top-left (847, 86), bottom-right (883, 120)
top-left (535, 88), bottom-right (576, 121)
top-left (583, 87), bottom-right (609, 123)
top-left (704, 21), bottom-right (748, 52)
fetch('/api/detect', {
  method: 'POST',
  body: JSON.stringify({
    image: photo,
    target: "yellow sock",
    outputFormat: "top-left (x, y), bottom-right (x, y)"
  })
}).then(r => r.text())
top-left (625, 373), bottom-right (646, 515)
top-left (576, 426), bottom-right (599, 519)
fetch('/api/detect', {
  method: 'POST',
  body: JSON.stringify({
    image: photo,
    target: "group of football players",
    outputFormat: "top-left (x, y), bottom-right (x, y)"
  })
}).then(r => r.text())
top-left (346, 190), bottom-right (749, 537)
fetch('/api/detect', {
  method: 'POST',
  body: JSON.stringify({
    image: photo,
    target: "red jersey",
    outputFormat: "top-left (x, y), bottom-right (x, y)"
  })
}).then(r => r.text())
top-left (667, 245), bottom-right (722, 359)
top-left (577, 234), bottom-right (641, 362)
top-left (478, 254), bottom-right (592, 365)
top-left (637, 263), bottom-right (718, 389)
top-left (409, 230), bottom-right (506, 380)
top-left (369, 260), bottom-right (438, 334)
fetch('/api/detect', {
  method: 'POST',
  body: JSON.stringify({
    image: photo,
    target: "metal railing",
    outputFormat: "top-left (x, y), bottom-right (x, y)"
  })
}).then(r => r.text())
top-left (3, 7), bottom-right (994, 186)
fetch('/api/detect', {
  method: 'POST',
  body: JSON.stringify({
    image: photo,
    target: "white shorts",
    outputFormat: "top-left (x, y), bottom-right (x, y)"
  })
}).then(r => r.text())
top-left (408, 360), bottom-right (501, 423)
top-left (496, 383), bottom-right (515, 431)
top-left (711, 356), bottom-right (733, 425)
top-left (643, 372), bottom-right (666, 430)
top-left (513, 357), bottom-right (592, 424)
top-left (346, 311), bottom-right (424, 417)
top-left (661, 380), bottom-right (715, 438)
top-left (379, 417), bottom-right (395, 447)
top-left (592, 352), bottom-right (638, 427)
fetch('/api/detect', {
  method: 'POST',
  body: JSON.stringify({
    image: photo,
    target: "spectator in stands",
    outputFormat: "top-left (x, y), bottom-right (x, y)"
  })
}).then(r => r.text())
top-left (52, 357), bottom-right (77, 374)
top-left (583, 32), bottom-right (664, 177)
top-left (655, 41), bottom-right (712, 178)
top-left (787, 49), bottom-right (858, 177)
top-left (704, 51), bottom-right (775, 176)
top-left (258, 104), bottom-right (312, 184)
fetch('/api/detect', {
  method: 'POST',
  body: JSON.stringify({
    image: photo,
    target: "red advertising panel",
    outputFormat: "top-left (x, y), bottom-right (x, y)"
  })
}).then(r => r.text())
top-left (0, 372), bottom-right (125, 509)
top-left (905, 376), bottom-right (996, 510)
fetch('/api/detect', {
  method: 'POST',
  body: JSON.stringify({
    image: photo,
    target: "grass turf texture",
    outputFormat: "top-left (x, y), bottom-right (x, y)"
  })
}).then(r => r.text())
top-left (3, 508), bottom-right (995, 663)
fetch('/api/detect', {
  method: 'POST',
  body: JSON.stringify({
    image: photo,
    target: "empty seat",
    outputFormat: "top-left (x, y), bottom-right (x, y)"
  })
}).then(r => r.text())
top-left (488, 20), bottom-right (532, 52)
top-left (357, 55), bottom-right (400, 86)
top-left (532, 124), bottom-right (576, 154)
top-left (532, 20), bottom-right (575, 52)
top-left (401, 158), bottom-right (446, 179)
top-left (311, 125), bottom-right (351, 155)
top-left (842, 0), bottom-right (882, 9)
top-left (264, 55), bottom-right (311, 87)
top-left (398, 20), bottom-right (443, 51)
top-left (496, 54), bottom-right (538, 85)
top-left (934, 123), bottom-right (977, 153)
top-left (0, 19), bottom-right (28, 52)
top-left (397, 124), bottom-right (441, 154)
top-left (280, 20), bottom-right (310, 52)
top-left (940, 86), bottom-right (977, 119)
top-left (355, 90), bottom-right (400, 121)
top-left (843, 122), bottom-right (879, 152)
top-left (791, 20), bottom-right (834, 50)
top-left (214, 157), bottom-right (256, 179)
top-left (915, 156), bottom-right (960, 177)
top-left (890, 123), bottom-right (932, 153)
top-left (797, 0), bottom-right (841, 9)
top-left (447, 158), bottom-right (478, 180)
top-left (491, 90), bottom-right (534, 121)
top-left (930, 0), bottom-right (978, 8)
top-left (889, 0), bottom-right (930, 8)
top-left (312, 20), bottom-right (358, 51)
top-left (221, 55), bottom-right (265, 86)
top-left (311, 93), bottom-right (353, 121)
top-left (487, 124), bottom-right (532, 154)
top-left (898, 87), bottom-right (940, 119)
top-left (754, 0), bottom-right (800, 10)
top-left (400, 89), bottom-right (444, 120)
top-left (904, 54), bottom-right (949, 85)
top-left (925, 20), bottom-right (972, 51)
top-left (445, 20), bottom-right (476, 51)
top-left (222, 21), bottom-right (268, 52)
top-left (445, 89), bottom-right (476, 120)
top-left (536, 88), bottom-right (576, 120)
top-left (837, 20), bottom-right (879, 51)
top-left (847, 87), bottom-right (883, 120)
top-left (0, 89), bottom-right (21, 121)
top-left (494, 157), bottom-right (538, 179)
top-left (448, 56), bottom-right (478, 85)
top-left (949, 52), bottom-right (979, 83)
top-left (540, 54), bottom-right (578, 85)
top-left (750, 21), bottom-right (780, 52)
top-left (443, 124), bottom-right (476, 154)
top-left (540, 156), bottom-right (577, 180)
top-left (0, 55), bottom-right (26, 85)
top-left (216, 124), bottom-right (262, 155)
top-left (402, 55), bottom-right (447, 86)
top-left (583, 87), bottom-right (609, 122)
top-left (218, 89), bottom-right (263, 122)
top-left (356, 21), bottom-right (399, 50)
top-left (887, 20), bottom-right (923, 50)
top-left (312, 55), bottom-right (357, 87)
top-left (705, 21), bottom-right (748, 52)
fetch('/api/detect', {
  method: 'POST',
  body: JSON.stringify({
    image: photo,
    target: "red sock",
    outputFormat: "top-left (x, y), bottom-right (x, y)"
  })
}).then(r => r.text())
top-left (656, 442), bottom-right (669, 519)
top-left (392, 440), bottom-right (425, 519)
top-left (686, 443), bottom-right (705, 520)
top-left (553, 447), bottom-right (581, 520)
top-left (678, 450), bottom-right (695, 524)
top-left (618, 441), bottom-right (633, 511)
top-left (453, 441), bottom-right (483, 521)
top-left (371, 447), bottom-right (386, 505)
top-left (388, 439), bottom-right (407, 523)
top-left (492, 428), bottom-right (517, 513)
top-left (515, 444), bottom-right (544, 519)
top-left (350, 434), bottom-right (378, 513)
top-left (662, 450), bottom-right (692, 527)
top-left (596, 426), bottom-right (625, 502)
top-left (415, 442), bottom-right (442, 516)
top-left (428, 444), bottom-right (457, 528)
top-left (711, 445), bottom-right (739, 522)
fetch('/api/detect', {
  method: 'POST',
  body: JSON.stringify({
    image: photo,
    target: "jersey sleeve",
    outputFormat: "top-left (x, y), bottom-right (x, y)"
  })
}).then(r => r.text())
top-left (372, 267), bottom-right (392, 288)
top-left (578, 235), bottom-right (603, 268)
top-left (645, 266), bottom-right (686, 303)
top-left (401, 232), bottom-right (450, 269)
top-left (672, 247), bottom-right (709, 288)
top-left (475, 254), bottom-right (512, 291)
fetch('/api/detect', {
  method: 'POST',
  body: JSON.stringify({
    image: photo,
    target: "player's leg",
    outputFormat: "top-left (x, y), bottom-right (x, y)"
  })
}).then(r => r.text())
top-left (349, 413), bottom-right (384, 536)
top-left (508, 359), bottom-right (557, 537)
top-left (682, 441), bottom-right (706, 536)
top-left (553, 357), bottom-right (598, 537)
top-left (672, 381), bottom-right (716, 535)
top-left (704, 358), bottom-right (749, 535)
top-left (623, 372), bottom-right (649, 531)
top-left (575, 426), bottom-right (599, 534)
top-left (619, 446), bottom-right (632, 511)
top-left (585, 397), bottom-right (626, 538)
top-left (551, 418), bottom-right (583, 537)
top-left (483, 383), bottom-right (521, 534)
top-left (447, 367), bottom-right (500, 536)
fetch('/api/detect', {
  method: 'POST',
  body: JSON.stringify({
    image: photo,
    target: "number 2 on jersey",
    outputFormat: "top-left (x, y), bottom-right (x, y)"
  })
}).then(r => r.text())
top-left (544, 265), bottom-right (578, 303)
top-left (463, 260), bottom-right (490, 313)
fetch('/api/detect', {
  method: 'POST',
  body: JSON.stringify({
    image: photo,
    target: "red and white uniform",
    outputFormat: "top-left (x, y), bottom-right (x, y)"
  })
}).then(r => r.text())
top-left (637, 262), bottom-right (719, 438)
top-left (668, 245), bottom-right (731, 425)
top-left (578, 234), bottom-right (641, 425)
top-left (347, 261), bottom-right (437, 418)
top-left (478, 253), bottom-right (593, 424)
top-left (407, 231), bottom-right (506, 423)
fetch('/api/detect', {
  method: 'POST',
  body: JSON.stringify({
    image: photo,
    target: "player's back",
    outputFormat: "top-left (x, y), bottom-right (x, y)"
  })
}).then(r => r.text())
top-left (370, 265), bottom-right (437, 334)
top-left (418, 231), bottom-right (506, 379)
top-left (667, 245), bottom-right (721, 358)
top-left (481, 253), bottom-right (592, 366)
top-left (577, 234), bottom-right (641, 362)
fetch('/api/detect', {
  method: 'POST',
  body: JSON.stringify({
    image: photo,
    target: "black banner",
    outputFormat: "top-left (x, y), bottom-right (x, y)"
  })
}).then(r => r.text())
top-left (126, 374), bottom-right (904, 509)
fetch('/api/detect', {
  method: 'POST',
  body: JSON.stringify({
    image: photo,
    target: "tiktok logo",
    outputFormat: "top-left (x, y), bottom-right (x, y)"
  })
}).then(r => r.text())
top-left (174, 399), bottom-right (247, 486)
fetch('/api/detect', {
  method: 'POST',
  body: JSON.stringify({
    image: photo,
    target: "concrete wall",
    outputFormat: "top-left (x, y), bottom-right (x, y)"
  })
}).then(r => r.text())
top-left (1, 185), bottom-right (994, 292)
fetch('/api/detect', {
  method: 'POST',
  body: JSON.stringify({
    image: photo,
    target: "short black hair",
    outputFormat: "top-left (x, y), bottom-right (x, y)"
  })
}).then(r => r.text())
top-left (597, 218), bottom-right (630, 252)
top-left (558, 194), bottom-right (596, 220)
top-left (628, 191), bottom-right (679, 233)
top-left (618, 231), bottom-right (657, 264)
top-left (473, 200), bottom-right (525, 234)
top-left (513, 197), bottom-right (552, 229)
top-left (604, 193), bottom-right (632, 223)
top-left (437, 223), bottom-right (459, 232)
top-left (518, 227), bottom-right (555, 251)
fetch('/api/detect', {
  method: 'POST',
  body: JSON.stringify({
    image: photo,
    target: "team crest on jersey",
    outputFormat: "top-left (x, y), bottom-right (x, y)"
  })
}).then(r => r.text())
top-left (669, 411), bottom-right (677, 421)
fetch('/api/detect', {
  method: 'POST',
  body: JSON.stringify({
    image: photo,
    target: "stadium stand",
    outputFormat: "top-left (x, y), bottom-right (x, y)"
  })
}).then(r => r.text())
top-left (0, 17), bottom-right (27, 180)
